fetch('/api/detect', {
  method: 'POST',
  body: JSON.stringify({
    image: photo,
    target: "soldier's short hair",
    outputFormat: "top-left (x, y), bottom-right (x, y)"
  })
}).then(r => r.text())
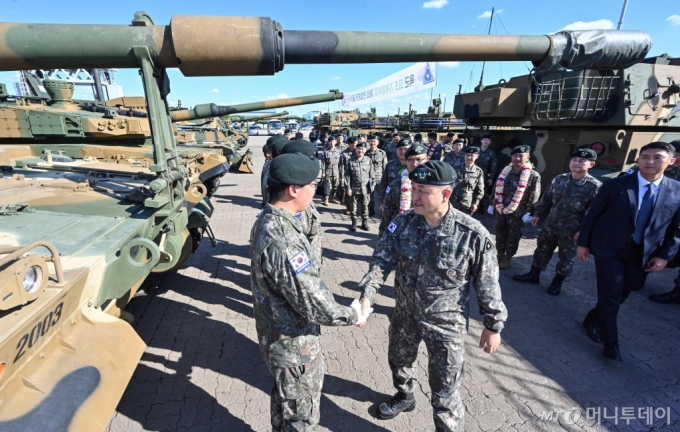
top-left (640, 142), bottom-right (675, 155)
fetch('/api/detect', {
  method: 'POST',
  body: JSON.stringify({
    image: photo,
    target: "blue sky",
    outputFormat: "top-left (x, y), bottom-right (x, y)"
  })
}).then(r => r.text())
top-left (1, 0), bottom-right (678, 117)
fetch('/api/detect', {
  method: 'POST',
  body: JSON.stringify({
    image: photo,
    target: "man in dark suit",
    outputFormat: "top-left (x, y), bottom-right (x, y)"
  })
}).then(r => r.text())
top-left (577, 142), bottom-right (680, 361)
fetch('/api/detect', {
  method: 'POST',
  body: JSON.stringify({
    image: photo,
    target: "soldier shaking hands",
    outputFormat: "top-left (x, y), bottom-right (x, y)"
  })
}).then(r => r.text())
top-left (356, 161), bottom-right (508, 432)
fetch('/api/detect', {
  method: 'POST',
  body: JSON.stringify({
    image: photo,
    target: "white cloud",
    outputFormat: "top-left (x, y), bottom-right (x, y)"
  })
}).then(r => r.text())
top-left (265, 94), bottom-right (289, 100)
top-left (478, 9), bottom-right (502, 19)
top-left (559, 19), bottom-right (614, 31)
top-left (207, 88), bottom-right (219, 94)
top-left (423, 0), bottom-right (448, 9)
top-left (439, 61), bottom-right (460, 68)
top-left (390, 98), bottom-right (400, 103)
top-left (332, 76), bottom-right (342, 80)
top-left (667, 15), bottom-right (680, 26)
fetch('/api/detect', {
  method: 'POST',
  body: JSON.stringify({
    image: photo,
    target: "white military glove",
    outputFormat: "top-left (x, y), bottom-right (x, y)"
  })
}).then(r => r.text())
top-left (522, 213), bottom-right (532, 223)
top-left (350, 299), bottom-right (373, 326)
top-left (487, 206), bottom-right (495, 215)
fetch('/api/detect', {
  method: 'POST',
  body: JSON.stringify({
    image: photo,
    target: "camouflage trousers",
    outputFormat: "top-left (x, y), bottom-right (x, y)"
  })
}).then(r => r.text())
top-left (261, 338), bottom-right (324, 431)
top-left (322, 174), bottom-right (341, 200)
top-left (495, 213), bottom-right (524, 257)
top-left (349, 193), bottom-right (370, 221)
top-left (531, 228), bottom-right (577, 277)
top-left (451, 201), bottom-right (473, 216)
top-left (388, 304), bottom-right (465, 432)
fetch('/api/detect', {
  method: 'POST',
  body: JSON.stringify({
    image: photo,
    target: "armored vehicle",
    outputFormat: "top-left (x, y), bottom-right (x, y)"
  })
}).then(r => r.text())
top-left (453, 31), bottom-right (663, 183)
top-left (0, 12), bottom-right (650, 431)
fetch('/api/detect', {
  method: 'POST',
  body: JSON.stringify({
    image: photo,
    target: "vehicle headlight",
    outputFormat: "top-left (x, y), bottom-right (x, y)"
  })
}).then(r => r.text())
top-left (22, 265), bottom-right (42, 293)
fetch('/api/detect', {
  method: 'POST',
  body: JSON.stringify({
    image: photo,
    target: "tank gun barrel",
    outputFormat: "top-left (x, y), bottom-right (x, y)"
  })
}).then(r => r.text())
top-left (0, 13), bottom-right (652, 74)
top-left (230, 111), bottom-right (290, 121)
top-left (170, 91), bottom-right (341, 122)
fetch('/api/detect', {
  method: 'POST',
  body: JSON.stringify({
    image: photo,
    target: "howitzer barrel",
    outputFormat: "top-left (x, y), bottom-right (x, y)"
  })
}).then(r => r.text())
top-left (0, 13), bottom-right (652, 75)
top-left (170, 91), bottom-right (342, 122)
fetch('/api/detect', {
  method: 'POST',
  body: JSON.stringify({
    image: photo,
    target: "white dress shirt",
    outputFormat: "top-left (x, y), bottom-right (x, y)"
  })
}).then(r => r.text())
top-left (637, 171), bottom-right (663, 211)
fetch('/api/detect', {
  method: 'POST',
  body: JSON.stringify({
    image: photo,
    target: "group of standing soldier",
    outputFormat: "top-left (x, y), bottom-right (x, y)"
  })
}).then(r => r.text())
top-left (254, 128), bottom-right (680, 432)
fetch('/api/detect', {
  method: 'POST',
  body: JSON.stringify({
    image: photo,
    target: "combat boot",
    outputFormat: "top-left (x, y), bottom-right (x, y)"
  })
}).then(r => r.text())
top-left (499, 254), bottom-right (513, 270)
top-left (360, 219), bottom-right (370, 231)
top-left (513, 266), bottom-right (541, 284)
top-left (377, 392), bottom-right (416, 420)
top-left (323, 197), bottom-right (330, 206)
top-left (547, 274), bottom-right (566, 296)
top-left (331, 198), bottom-right (341, 204)
top-left (497, 251), bottom-right (504, 263)
top-left (350, 220), bottom-right (357, 232)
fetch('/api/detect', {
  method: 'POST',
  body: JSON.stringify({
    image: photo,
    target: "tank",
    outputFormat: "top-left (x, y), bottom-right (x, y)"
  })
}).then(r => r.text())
top-left (0, 11), bottom-right (652, 431)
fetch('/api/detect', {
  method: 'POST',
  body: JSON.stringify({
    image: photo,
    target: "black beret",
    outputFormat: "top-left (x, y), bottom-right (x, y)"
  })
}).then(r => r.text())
top-left (347, 136), bottom-right (358, 144)
top-left (281, 140), bottom-right (315, 158)
top-left (358, 133), bottom-right (367, 138)
top-left (464, 146), bottom-right (481, 154)
top-left (510, 145), bottom-right (531, 155)
top-left (670, 141), bottom-right (680, 152)
top-left (414, 133), bottom-right (423, 140)
top-left (427, 131), bottom-right (438, 138)
top-left (447, 132), bottom-right (455, 137)
top-left (571, 148), bottom-right (597, 161)
top-left (262, 143), bottom-right (272, 154)
top-left (397, 138), bottom-right (412, 148)
top-left (457, 134), bottom-right (466, 139)
top-left (405, 144), bottom-right (427, 159)
top-left (327, 135), bottom-right (336, 141)
top-left (284, 128), bottom-right (292, 134)
top-left (266, 134), bottom-right (287, 146)
top-left (452, 138), bottom-right (465, 144)
top-left (392, 133), bottom-right (400, 138)
top-left (368, 135), bottom-right (378, 140)
top-left (271, 139), bottom-right (291, 158)
top-left (356, 141), bottom-right (368, 148)
top-left (409, 161), bottom-right (457, 185)
top-left (482, 134), bottom-right (492, 140)
top-left (269, 153), bottom-right (320, 185)
top-left (295, 132), bottom-right (303, 139)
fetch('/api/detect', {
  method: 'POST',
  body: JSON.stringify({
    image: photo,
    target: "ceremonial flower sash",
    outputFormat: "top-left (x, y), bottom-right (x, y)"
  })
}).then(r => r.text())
top-left (494, 163), bottom-right (532, 215)
top-left (399, 169), bottom-right (412, 213)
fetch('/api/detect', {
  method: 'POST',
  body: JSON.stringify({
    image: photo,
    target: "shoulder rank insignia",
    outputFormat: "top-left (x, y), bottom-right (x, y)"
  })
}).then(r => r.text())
top-left (288, 250), bottom-right (312, 274)
top-left (387, 221), bottom-right (398, 233)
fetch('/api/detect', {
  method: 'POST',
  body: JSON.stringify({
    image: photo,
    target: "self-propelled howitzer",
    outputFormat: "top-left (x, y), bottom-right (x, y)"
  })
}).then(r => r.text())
top-left (0, 11), bottom-right (652, 432)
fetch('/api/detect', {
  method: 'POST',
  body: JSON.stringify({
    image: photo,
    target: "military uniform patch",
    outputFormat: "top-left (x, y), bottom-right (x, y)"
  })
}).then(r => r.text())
top-left (446, 269), bottom-right (457, 278)
top-left (484, 238), bottom-right (494, 253)
top-left (288, 250), bottom-right (312, 274)
top-left (294, 212), bottom-right (303, 217)
top-left (386, 186), bottom-right (391, 194)
top-left (387, 221), bottom-right (398, 233)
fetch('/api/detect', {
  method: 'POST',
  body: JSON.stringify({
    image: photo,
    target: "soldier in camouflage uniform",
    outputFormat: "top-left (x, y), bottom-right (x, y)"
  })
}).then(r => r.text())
top-left (339, 136), bottom-right (358, 214)
top-left (336, 134), bottom-right (348, 153)
top-left (450, 146), bottom-right (485, 215)
top-left (441, 132), bottom-right (455, 154)
top-left (384, 133), bottom-right (400, 163)
top-left (358, 161), bottom-right (507, 432)
top-left (475, 134), bottom-right (498, 213)
top-left (443, 138), bottom-right (466, 170)
top-left (378, 139), bottom-right (411, 206)
top-left (378, 144), bottom-right (428, 236)
top-left (366, 135), bottom-right (388, 217)
top-left (425, 131), bottom-right (444, 161)
top-left (494, 145), bottom-right (541, 270)
top-left (345, 141), bottom-right (374, 231)
top-left (513, 149), bottom-right (601, 295)
top-left (250, 152), bottom-right (364, 432)
top-left (321, 136), bottom-right (341, 205)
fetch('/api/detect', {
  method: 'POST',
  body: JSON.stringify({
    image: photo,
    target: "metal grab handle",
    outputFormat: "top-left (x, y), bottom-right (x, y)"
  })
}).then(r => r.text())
top-left (0, 241), bottom-right (66, 283)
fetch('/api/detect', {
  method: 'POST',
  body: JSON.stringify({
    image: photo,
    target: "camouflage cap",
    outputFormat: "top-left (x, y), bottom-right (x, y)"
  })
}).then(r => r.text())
top-left (510, 145), bottom-right (531, 155)
top-left (409, 161), bottom-right (457, 185)
top-left (571, 148), bottom-right (597, 161)
top-left (281, 140), bottom-right (315, 158)
top-left (347, 136), bottom-right (358, 144)
top-left (405, 144), bottom-right (427, 159)
top-left (271, 139), bottom-right (291, 158)
top-left (464, 146), bottom-right (481, 154)
top-left (269, 153), bottom-right (320, 185)
top-left (397, 138), bottom-right (412, 148)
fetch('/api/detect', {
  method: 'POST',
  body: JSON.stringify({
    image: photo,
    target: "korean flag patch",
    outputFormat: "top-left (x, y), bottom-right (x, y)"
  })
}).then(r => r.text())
top-left (294, 211), bottom-right (303, 218)
top-left (289, 250), bottom-right (312, 274)
top-left (387, 221), bottom-right (398, 233)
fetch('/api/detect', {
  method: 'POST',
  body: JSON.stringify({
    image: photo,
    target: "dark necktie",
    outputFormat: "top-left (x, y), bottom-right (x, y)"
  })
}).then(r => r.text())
top-left (633, 184), bottom-right (654, 244)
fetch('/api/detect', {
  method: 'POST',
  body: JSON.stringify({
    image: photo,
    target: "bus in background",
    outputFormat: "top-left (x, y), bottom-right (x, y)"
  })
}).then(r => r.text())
top-left (285, 119), bottom-right (299, 133)
top-left (267, 119), bottom-right (284, 135)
